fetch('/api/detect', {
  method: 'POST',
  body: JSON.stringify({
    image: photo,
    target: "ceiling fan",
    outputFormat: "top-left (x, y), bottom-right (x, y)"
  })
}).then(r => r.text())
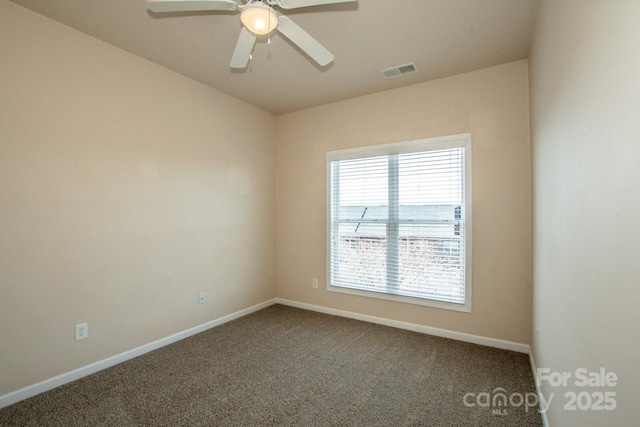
top-left (146, 0), bottom-right (357, 69)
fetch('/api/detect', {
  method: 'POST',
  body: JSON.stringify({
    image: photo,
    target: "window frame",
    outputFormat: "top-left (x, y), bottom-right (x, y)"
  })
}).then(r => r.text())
top-left (325, 133), bottom-right (472, 313)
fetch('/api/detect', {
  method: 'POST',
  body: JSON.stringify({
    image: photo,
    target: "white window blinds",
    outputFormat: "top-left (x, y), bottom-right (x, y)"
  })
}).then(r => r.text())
top-left (327, 135), bottom-right (471, 308)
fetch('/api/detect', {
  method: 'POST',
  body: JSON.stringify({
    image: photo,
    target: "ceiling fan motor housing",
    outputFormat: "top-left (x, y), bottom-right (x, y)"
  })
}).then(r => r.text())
top-left (241, 3), bottom-right (279, 35)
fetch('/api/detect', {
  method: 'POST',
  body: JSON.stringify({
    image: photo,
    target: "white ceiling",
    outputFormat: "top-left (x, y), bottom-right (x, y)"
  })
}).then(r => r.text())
top-left (10, 0), bottom-right (540, 115)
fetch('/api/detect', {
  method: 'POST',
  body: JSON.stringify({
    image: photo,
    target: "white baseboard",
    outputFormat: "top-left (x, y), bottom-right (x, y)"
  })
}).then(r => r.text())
top-left (1, 297), bottom-right (531, 410)
top-left (0, 298), bottom-right (277, 410)
top-left (275, 298), bottom-right (530, 354)
top-left (529, 351), bottom-right (550, 427)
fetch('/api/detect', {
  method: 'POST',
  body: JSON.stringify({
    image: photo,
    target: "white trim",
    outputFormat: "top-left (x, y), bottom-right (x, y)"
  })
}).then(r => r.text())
top-left (529, 351), bottom-right (550, 427)
top-left (0, 299), bottom-right (277, 409)
top-left (276, 298), bottom-right (529, 354)
top-left (463, 135), bottom-right (473, 311)
top-left (326, 133), bottom-right (472, 162)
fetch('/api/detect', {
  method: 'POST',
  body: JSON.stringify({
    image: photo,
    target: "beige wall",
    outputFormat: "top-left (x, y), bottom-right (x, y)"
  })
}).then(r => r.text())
top-left (0, 1), bottom-right (276, 396)
top-left (276, 60), bottom-right (532, 344)
top-left (529, 1), bottom-right (640, 425)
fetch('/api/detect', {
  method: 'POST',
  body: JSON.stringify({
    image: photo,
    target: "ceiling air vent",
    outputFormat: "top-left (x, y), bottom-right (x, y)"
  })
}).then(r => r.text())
top-left (381, 62), bottom-right (418, 79)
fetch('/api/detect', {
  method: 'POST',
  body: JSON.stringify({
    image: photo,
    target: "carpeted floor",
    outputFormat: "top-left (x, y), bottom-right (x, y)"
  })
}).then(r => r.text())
top-left (0, 304), bottom-right (543, 426)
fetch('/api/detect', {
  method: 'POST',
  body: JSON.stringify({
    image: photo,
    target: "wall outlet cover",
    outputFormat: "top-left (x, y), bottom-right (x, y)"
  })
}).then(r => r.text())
top-left (75, 323), bottom-right (88, 341)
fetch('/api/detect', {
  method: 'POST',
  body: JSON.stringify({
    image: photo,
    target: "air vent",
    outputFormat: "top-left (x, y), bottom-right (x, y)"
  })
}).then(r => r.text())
top-left (381, 62), bottom-right (418, 79)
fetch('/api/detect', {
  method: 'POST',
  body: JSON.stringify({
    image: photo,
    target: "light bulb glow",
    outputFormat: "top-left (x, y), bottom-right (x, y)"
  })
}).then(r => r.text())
top-left (254, 19), bottom-right (266, 31)
top-left (240, 4), bottom-right (278, 35)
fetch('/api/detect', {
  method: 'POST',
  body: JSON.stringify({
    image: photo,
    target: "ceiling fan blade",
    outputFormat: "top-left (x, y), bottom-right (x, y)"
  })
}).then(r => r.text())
top-left (276, 0), bottom-right (357, 10)
top-left (230, 27), bottom-right (257, 69)
top-left (146, 0), bottom-right (238, 13)
top-left (277, 16), bottom-right (334, 66)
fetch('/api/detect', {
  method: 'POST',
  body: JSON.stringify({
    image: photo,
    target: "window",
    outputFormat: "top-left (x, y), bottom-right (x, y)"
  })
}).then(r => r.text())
top-left (326, 134), bottom-right (472, 312)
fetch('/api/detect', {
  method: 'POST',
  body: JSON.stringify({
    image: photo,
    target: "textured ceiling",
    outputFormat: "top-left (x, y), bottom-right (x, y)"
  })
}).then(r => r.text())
top-left (10, 0), bottom-right (540, 114)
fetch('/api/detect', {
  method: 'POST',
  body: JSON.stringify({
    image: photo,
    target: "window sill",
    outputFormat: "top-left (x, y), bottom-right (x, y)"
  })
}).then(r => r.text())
top-left (326, 283), bottom-right (472, 313)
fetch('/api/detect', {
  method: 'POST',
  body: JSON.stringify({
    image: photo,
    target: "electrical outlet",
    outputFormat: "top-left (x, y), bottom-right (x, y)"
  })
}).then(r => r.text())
top-left (535, 328), bottom-right (540, 347)
top-left (198, 291), bottom-right (205, 305)
top-left (312, 278), bottom-right (318, 289)
top-left (75, 323), bottom-right (88, 341)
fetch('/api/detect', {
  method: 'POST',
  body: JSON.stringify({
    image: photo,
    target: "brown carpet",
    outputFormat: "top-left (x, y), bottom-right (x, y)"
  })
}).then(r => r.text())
top-left (0, 304), bottom-right (542, 426)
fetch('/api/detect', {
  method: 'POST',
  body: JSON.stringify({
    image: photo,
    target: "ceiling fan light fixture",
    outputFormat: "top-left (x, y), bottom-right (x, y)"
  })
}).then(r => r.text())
top-left (241, 4), bottom-right (279, 35)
